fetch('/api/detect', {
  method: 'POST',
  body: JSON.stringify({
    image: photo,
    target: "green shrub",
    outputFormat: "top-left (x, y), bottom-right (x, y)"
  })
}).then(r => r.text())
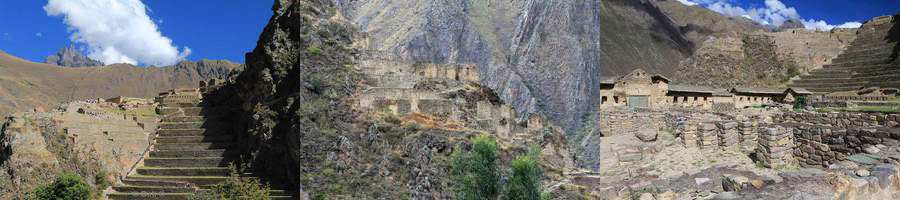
top-left (191, 166), bottom-right (272, 200)
top-left (29, 173), bottom-right (92, 200)
top-left (451, 135), bottom-right (500, 200)
top-left (793, 95), bottom-right (807, 110)
top-left (507, 147), bottom-right (545, 200)
top-left (306, 46), bottom-right (324, 55)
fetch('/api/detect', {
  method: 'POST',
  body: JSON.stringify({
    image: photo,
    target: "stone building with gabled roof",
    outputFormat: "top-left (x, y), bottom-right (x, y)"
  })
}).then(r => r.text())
top-left (594, 69), bottom-right (813, 111)
top-left (596, 69), bottom-right (670, 109)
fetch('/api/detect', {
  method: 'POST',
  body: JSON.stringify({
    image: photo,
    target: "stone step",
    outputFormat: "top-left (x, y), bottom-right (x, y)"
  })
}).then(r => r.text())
top-left (822, 63), bottom-right (900, 73)
top-left (159, 102), bottom-right (200, 108)
top-left (799, 86), bottom-right (861, 93)
top-left (844, 42), bottom-right (898, 53)
top-left (155, 143), bottom-right (229, 151)
top-left (805, 71), bottom-right (851, 77)
top-left (108, 192), bottom-right (193, 200)
top-left (831, 49), bottom-right (894, 62)
top-left (157, 129), bottom-right (208, 137)
top-left (155, 136), bottom-right (233, 144)
top-left (112, 186), bottom-right (196, 193)
top-left (143, 157), bottom-right (228, 168)
top-left (792, 77), bottom-right (854, 85)
top-left (137, 167), bottom-right (230, 176)
top-left (125, 175), bottom-right (228, 186)
top-left (831, 53), bottom-right (896, 64)
top-left (826, 57), bottom-right (896, 68)
top-left (159, 122), bottom-right (222, 130)
top-left (121, 179), bottom-right (194, 188)
top-left (158, 107), bottom-right (209, 117)
top-left (162, 116), bottom-right (205, 123)
top-left (789, 81), bottom-right (864, 88)
top-left (841, 45), bottom-right (896, 56)
top-left (150, 150), bottom-right (228, 158)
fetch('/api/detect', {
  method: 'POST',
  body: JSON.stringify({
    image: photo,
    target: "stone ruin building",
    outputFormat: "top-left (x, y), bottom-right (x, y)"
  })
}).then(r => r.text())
top-left (594, 69), bottom-right (813, 112)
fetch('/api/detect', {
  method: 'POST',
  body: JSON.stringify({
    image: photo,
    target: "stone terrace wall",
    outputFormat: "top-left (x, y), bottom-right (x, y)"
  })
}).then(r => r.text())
top-left (776, 112), bottom-right (900, 167)
top-left (788, 123), bottom-right (900, 167)
top-left (777, 112), bottom-right (900, 129)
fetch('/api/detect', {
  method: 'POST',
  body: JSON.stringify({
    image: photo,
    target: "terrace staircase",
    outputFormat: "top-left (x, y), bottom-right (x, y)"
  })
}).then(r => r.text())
top-left (789, 15), bottom-right (900, 93)
top-left (107, 88), bottom-right (294, 199)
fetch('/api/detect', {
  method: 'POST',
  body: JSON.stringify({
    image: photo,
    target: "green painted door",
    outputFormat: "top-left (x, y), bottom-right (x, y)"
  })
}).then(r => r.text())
top-left (628, 96), bottom-right (649, 108)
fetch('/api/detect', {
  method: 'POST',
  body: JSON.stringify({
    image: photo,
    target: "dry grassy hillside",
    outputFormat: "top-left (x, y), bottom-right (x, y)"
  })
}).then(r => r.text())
top-left (0, 51), bottom-right (240, 115)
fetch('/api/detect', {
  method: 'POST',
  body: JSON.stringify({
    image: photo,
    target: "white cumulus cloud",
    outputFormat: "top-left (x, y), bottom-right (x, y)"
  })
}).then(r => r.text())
top-left (676, 0), bottom-right (699, 6)
top-left (44, 0), bottom-right (190, 66)
top-left (683, 0), bottom-right (862, 31)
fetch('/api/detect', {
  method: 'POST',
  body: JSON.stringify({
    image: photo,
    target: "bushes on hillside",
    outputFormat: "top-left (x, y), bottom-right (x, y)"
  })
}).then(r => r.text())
top-left (451, 136), bottom-right (549, 200)
top-left (451, 135), bottom-right (501, 200)
top-left (507, 148), bottom-right (545, 200)
top-left (28, 173), bottom-right (92, 200)
top-left (191, 167), bottom-right (272, 200)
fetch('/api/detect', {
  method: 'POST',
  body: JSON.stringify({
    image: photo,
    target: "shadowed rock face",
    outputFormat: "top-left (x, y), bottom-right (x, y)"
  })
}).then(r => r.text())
top-left (45, 44), bottom-right (104, 67)
top-left (335, 0), bottom-right (695, 130)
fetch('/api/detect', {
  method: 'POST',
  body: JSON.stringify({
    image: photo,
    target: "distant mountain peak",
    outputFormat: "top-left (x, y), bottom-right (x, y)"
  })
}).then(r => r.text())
top-left (45, 44), bottom-right (104, 67)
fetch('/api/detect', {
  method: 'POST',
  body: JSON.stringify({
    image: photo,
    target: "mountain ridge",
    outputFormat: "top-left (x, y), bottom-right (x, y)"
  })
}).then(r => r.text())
top-left (44, 44), bottom-right (104, 67)
top-left (0, 51), bottom-right (242, 116)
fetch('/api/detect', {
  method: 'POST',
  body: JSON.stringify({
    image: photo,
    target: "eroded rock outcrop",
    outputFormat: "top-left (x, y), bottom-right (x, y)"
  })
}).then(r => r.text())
top-left (0, 101), bottom-right (156, 199)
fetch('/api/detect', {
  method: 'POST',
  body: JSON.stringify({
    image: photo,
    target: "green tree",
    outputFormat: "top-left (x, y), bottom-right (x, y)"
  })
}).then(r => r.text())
top-left (451, 135), bottom-right (501, 200)
top-left (29, 173), bottom-right (92, 200)
top-left (506, 147), bottom-right (545, 200)
top-left (191, 166), bottom-right (272, 200)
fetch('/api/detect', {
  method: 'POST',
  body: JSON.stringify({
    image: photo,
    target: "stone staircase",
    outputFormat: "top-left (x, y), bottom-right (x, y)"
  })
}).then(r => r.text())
top-left (790, 15), bottom-right (900, 93)
top-left (108, 88), bottom-right (294, 199)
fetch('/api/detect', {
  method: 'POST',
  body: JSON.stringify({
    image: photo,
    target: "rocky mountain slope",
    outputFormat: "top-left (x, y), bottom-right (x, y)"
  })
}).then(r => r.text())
top-left (336, 0), bottom-right (696, 130)
top-left (44, 44), bottom-right (104, 67)
top-left (654, 0), bottom-right (763, 44)
top-left (0, 51), bottom-right (242, 116)
top-left (674, 28), bottom-right (856, 88)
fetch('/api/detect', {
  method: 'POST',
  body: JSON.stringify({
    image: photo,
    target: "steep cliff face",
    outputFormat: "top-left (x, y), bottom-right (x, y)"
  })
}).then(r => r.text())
top-left (335, 0), bottom-right (694, 129)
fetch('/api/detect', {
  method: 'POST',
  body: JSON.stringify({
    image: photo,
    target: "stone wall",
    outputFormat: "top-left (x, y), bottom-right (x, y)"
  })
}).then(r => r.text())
top-left (756, 126), bottom-right (794, 168)
top-left (676, 119), bottom-right (760, 150)
top-left (777, 112), bottom-right (900, 129)
top-left (786, 123), bottom-right (900, 167)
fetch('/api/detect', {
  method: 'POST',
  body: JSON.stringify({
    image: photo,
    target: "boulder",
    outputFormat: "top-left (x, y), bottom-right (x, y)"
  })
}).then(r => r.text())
top-left (864, 146), bottom-right (881, 154)
top-left (638, 193), bottom-right (655, 200)
top-left (856, 169), bottom-right (870, 177)
top-left (722, 175), bottom-right (750, 192)
top-left (637, 129), bottom-right (658, 142)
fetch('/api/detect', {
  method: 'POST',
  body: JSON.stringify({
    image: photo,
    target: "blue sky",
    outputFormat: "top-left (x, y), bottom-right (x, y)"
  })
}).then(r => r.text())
top-left (1, 0), bottom-right (899, 66)
top-left (0, 0), bottom-right (271, 65)
top-left (678, 0), bottom-right (900, 29)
